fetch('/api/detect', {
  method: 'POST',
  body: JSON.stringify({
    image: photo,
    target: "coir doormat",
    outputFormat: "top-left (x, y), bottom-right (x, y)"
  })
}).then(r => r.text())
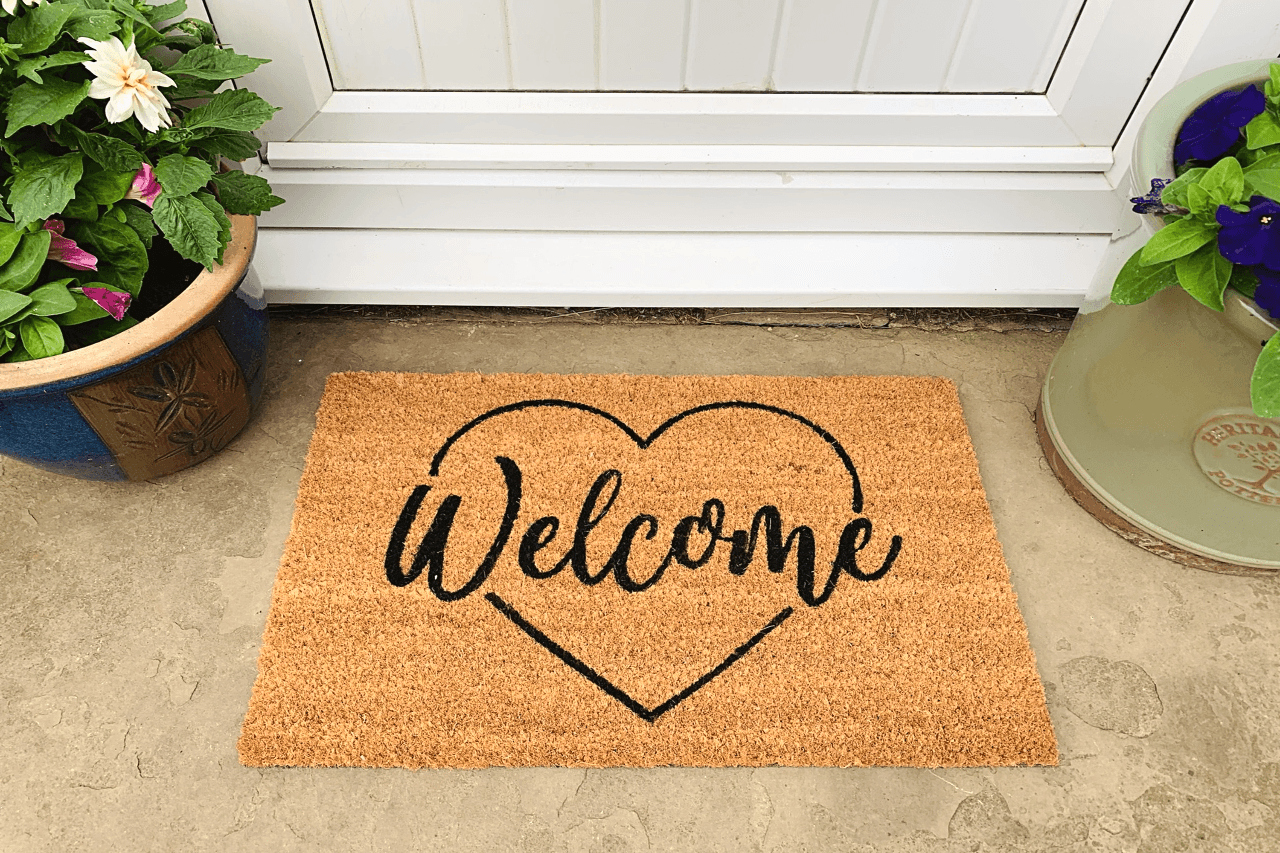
top-left (239, 372), bottom-right (1057, 768)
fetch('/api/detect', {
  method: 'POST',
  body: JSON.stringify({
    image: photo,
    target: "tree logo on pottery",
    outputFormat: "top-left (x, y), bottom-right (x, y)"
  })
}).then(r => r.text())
top-left (1194, 411), bottom-right (1280, 505)
top-left (383, 399), bottom-right (903, 722)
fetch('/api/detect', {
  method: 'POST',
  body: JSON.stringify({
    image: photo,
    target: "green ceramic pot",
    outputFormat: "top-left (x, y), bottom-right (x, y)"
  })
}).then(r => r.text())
top-left (1039, 60), bottom-right (1280, 574)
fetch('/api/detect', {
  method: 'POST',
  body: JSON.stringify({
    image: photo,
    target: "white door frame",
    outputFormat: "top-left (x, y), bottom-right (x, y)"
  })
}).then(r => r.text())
top-left (203, 0), bottom-right (1280, 307)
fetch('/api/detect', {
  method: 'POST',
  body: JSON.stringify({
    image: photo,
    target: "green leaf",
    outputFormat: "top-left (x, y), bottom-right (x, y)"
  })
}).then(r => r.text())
top-left (76, 160), bottom-right (136, 207)
top-left (1111, 247), bottom-right (1179, 305)
top-left (162, 17), bottom-right (215, 47)
top-left (1229, 264), bottom-right (1260, 299)
top-left (144, 0), bottom-right (187, 24)
top-left (153, 153), bottom-right (213, 198)
top-left (1269, 64), bottom-right (1280, 104)
top-left (0, 290), bottom-right (32, 324)
top-left (1243, 167), bottom-right (1280, 200)
top-left (1252, 333), bottom-right (1280, 417)
top-left (0, 230), bottom-right (52, 292)
top-left (5, 78), bottom-right (91, 137)
top-left (182, 89), bottom-right (280, 133)
top-left (1197, 156), bottom-right (1246, 206)
top-left (0, 223), bottom-right (23, 266)
top-left (1174, 243), bottom-right (1232, 310)
top-left (153, 193), bottom-right (220, 269)
top-left (106, 0), bottom-right (160, 35)
top-left (1185, 183), bottom-right (1213, 216)
top-left (59, 290), bottom-right (111, 325)
top-left (1160, 169), bottom-right (1207, 208)
top-left (63, 193), bottom-right (99, 221)
top-left (165, 43), bottom-right (270, 81)
top-left (66, 7), bottom-right (121, 41)
top-left (9, 153), bottom-right (84, 228)
top-left (9, 3), bottom-right (77, 55)
top-left (26, 280), bottom-right (77, 317)
top-left (187, 129), bottom-right (261, 162)
top-left (1245, 151), bottom-right (1280, 171)
top-left (0, 329), bottom-right (14, 358)
top-left (67, 126), bottom-right (143, 172)
top-left (118, 201), bottom-right (157, 249)
top-left (1246, 111), bottom-right (1280, 150)
top-left (193, 190), bottom-right (231, 263)
top-left (19, 315), bottom-right (64, 359)
top-left (13, 51), bottom-right (93, 84)
top-left (209, 171), bottom-right (282, 216)
top-left (161, 79), bottom-right (215, 101)
top-left (1140, 218), bottom-right (1217, 265)
top-left (73, 217), bottom-right (148, 295)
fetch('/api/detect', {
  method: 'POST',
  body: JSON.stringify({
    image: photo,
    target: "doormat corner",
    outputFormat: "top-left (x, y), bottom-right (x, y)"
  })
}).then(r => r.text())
top-left (239, 371), bottom-right (1057, 769)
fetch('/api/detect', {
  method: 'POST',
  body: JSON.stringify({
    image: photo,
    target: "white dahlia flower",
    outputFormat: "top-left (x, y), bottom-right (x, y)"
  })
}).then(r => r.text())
top-left (80, 37), bottom-right (176, 132)
top-left (1, 0), bottom-right (43, 16)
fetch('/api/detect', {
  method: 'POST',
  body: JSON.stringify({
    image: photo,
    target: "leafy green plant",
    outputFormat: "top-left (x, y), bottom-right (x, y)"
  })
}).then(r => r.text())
top-left (1116, 61), bottom-right (1280, 418)
top-left (0, 0), bottom-right (282, 362)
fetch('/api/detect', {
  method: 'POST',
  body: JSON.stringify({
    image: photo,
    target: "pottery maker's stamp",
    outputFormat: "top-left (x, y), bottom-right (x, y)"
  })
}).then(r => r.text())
top-left (1194, 412), bottom-right (1280, 506)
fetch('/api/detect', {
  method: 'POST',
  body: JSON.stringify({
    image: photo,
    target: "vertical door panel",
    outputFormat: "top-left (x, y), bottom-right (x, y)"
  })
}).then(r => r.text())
top-left (507, 0), bottom-right (597, 89)
top-left (857, 0), bottom-right (973, 92)
top-left (772, 0), bottom-right (876, 92)
top-left (600, 0), bottom-right (688, 90)
top-left (311, 0), bottom-right (426, 89)
top-left (685, 0), bottom-right (783, 91)
top-left (945, 0), bottom-right (1083, 92)
top-left (413, 0), bottom-right (510, 90)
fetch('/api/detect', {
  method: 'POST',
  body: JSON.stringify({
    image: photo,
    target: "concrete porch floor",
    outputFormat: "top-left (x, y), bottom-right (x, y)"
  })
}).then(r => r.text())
top-left (2, 314), bottom-right (1278, 853)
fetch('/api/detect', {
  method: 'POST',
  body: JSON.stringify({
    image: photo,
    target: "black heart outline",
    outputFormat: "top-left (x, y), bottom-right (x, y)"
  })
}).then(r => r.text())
top-left (421, 398), bottom-right (868, 723)
top-left (486, 593), bottom-right (794, 723)
top-left (430, 398), bottom-right (863, 512)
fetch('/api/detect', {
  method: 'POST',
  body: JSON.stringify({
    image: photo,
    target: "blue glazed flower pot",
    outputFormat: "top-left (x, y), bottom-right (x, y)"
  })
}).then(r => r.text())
top-left (0, 215), bottom-right (267, 481)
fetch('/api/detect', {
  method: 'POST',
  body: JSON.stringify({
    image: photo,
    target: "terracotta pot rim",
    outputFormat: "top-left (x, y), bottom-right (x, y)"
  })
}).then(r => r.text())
top-left (0, 214), bottom-right (256, 393)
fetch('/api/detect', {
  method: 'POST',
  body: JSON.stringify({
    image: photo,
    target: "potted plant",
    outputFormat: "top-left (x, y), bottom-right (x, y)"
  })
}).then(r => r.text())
top-left (0, 0), bottom-right (282, 481)
top-left (1038, 60), bottom-right (1280, 575)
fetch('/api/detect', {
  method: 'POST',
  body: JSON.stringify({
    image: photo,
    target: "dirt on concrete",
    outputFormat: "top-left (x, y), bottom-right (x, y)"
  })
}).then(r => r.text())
top-left (268, 305), bottom-right (1078, 333)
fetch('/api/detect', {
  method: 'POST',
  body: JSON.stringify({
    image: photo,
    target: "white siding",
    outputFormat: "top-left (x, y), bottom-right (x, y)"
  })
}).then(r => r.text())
top-left (413, 0), bottom-right (510, 90)
top-left (309, 0), bottom-right (1087, 92)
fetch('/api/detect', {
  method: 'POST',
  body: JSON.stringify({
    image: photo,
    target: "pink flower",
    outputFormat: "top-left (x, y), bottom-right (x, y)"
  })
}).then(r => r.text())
top-left (43, 219), bottom-right (98, 271)
top-left (81, 287), bottom-right (131, 321)
top-left (125, 163), bottom-right (161, 207)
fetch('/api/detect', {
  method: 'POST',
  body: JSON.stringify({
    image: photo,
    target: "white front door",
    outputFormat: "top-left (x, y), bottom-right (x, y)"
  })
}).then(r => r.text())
top-left (204, 0), bottom-right (1280, 306)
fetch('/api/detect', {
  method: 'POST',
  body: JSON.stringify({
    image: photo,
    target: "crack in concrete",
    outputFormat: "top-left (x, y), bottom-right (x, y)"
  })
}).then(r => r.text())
top-left (750, 770), bottom-right (776, 849)
top-left (928, 770), bottom-right (976, 795)
top-left (556, 769), bottom-right (589, 821)
top-left (116, 723), bottom-right (132, 760)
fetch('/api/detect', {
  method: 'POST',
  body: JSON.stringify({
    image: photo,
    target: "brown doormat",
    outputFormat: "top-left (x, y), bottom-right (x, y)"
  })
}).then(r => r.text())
top-left (239, 373), bottom-right (1057, 769)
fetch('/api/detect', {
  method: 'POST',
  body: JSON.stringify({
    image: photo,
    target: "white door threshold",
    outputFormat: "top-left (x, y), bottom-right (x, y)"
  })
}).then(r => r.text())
top-left (256, 229), bottom-right (1102, 308)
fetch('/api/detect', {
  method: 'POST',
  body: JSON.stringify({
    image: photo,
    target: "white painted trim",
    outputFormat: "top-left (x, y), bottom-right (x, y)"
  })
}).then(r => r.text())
top-left (256, 229), bottom-right (1104, 307)
top-left (1047, 0), bottom-right (1193, 145)
top-left (1107, 0), bottom-right (1280, 185)
top-left (265, 141), bottom-right (1113, 172)
top-left (256, 165), bottom-right (1122, 234)
top-left (291, 90), bottom-right (1087, 146)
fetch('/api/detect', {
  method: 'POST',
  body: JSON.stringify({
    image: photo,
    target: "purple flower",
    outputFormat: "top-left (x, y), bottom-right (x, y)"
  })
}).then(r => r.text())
top-left (43, 219), bottom-right (98, 271)
top-left (1174, 84), bottom-right (1265, 164)
top-left (1131, 177), bottom-right (1176, 214)
top-left (124, 162), bottom-right (161, 207)
top-left (1254, 267), bottom-right (1280, 320)
top-left (1216, 197), bottom-right (1280, 270)
top-left (81, 287), bottom-right (131, 321)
